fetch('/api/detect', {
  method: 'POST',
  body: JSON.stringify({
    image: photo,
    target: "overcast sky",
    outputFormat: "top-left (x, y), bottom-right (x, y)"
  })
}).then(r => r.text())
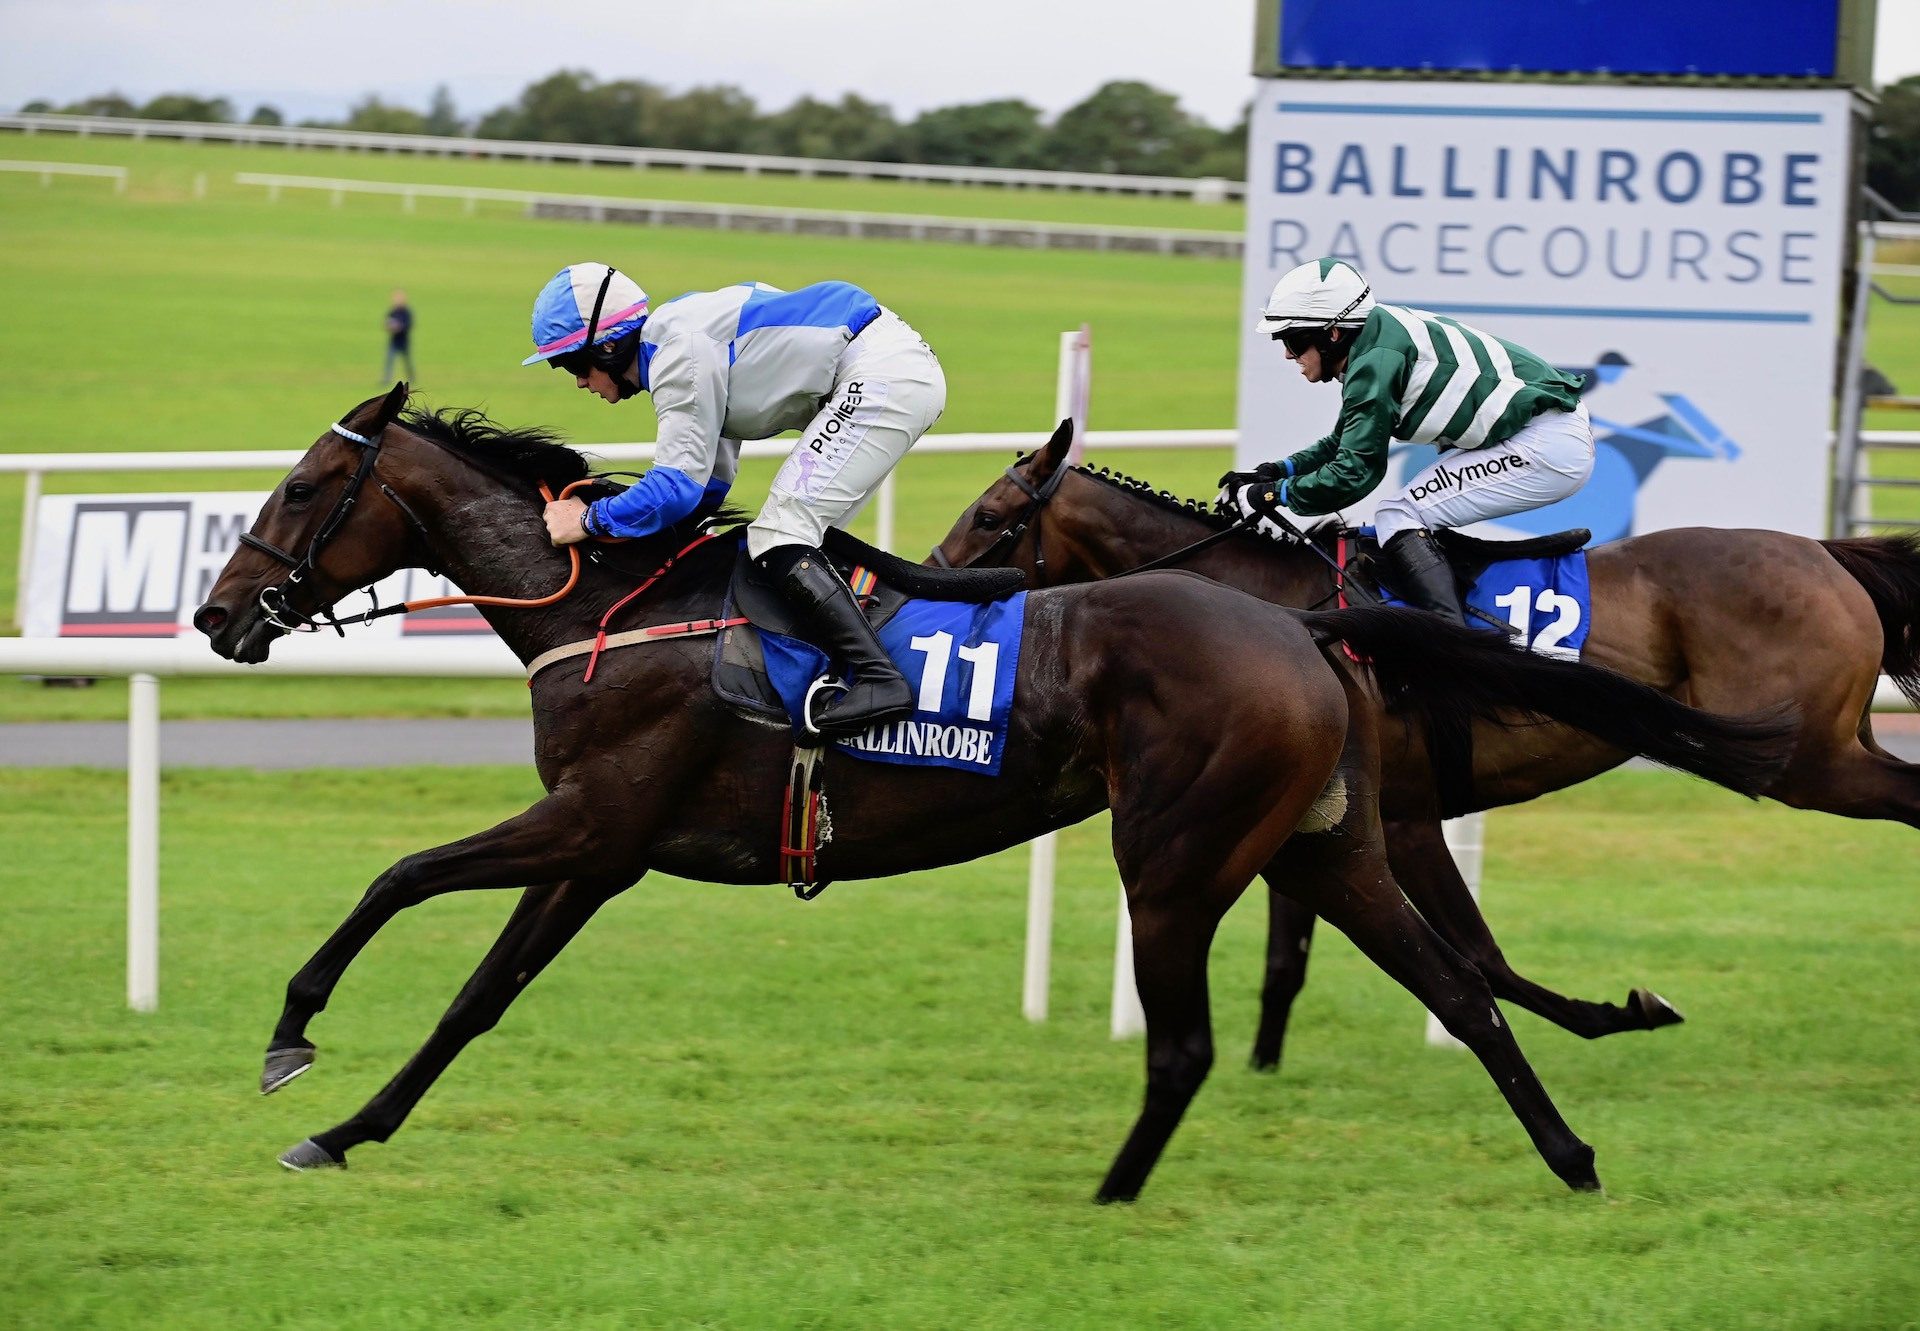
top-left (1, 0), bottom-right (1916, 129)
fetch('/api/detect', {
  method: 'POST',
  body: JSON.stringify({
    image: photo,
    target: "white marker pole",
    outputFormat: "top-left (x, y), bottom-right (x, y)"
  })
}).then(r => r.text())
top-left (1425, 812), bottom-right (1486, 1048)
top-left (1021, 327), bottom-right (1092, 1023)
top-left (127, 673), bottom-right (160, 1012)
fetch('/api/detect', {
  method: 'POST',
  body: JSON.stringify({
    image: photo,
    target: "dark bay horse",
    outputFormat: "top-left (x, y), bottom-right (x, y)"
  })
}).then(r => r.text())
top-left (933, 424), bottom-right (1920, 1069)
top-left (193, 387), bottom-right (1793, 1200)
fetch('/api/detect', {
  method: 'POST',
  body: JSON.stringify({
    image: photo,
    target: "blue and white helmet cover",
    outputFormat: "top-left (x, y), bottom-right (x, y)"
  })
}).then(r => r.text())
top-left (523, 263), bottom-right (649, 366)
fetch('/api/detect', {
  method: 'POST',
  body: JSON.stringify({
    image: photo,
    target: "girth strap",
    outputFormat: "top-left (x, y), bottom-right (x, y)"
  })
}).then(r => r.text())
top-left (524, 617), bottom-right (747, 681)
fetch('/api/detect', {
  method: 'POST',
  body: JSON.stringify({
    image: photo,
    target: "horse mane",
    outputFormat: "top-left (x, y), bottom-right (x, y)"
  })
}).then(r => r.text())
top-left (401, 407), bottom-right (594, 489)
top-left (1070, 462), bottom-right (1338, 548)
top-left (398, 405), bottom-right (748, 526)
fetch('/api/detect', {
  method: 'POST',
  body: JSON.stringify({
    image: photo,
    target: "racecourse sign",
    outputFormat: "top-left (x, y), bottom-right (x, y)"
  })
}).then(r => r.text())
top-left (1236, 81), bottom-right (1856, 540)
top-left (22, 491), bottom-right (490, 646)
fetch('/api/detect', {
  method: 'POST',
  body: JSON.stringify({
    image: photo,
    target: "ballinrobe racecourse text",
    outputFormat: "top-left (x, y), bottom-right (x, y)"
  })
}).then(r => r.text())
top-left (1266, 145), bottom-right (1823, 287)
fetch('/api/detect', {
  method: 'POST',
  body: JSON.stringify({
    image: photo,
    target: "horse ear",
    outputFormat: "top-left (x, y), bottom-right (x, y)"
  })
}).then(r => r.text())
top-left (1045, 418), bottom-right (1074, 465)
top-left (371, 380), bottom-right (409, 431)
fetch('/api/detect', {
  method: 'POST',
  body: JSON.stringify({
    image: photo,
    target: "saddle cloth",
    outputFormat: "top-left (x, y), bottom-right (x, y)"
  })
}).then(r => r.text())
top-left (1353, 526), bottom-right (1593, 660)
top-left (714, 531), bottom-right (1028, 775)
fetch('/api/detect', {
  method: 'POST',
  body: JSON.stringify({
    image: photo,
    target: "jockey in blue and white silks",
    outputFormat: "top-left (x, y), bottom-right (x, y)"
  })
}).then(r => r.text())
top-left (525, 262), bottom-right (947, 738)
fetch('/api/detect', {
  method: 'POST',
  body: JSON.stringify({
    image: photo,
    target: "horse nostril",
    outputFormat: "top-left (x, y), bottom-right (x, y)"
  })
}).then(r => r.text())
top-left (192, 603), bottom-right (229, 636)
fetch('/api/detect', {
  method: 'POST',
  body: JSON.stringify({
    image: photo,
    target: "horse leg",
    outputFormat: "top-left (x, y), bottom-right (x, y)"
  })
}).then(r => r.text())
top-left (1278, 830), bottom-right (1600, 1192)
top-left (280, 876), bottom-right (625, 1169)
top-left (1248, 884), bottom-right (1317, 1072)
top-left (1094, 896), bottom-right (1224, 1204)
top-left (1771, 735), bottom-right (1920, 830)
top-left (1384, 817), bottom-right (1683, 1038)
top-left (264, 791), bottom-right (621, 1087)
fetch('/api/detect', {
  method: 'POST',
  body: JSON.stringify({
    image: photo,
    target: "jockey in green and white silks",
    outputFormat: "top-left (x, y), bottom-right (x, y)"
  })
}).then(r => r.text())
top-left (1219, 258), bottom-right (1594, 627)
top-left (526, 262), bottom-right (947, 737)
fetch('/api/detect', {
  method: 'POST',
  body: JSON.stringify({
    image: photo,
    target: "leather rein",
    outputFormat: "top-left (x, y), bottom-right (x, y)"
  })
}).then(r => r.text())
top-left (240, 420), bottom-right (728, 651)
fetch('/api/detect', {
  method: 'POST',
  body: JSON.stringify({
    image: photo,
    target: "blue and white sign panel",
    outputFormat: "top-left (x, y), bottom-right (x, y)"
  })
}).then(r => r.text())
top-left (1236, 81), bottom-right (1854, 541)
top-left (22, 491), bottom-right (489, 649)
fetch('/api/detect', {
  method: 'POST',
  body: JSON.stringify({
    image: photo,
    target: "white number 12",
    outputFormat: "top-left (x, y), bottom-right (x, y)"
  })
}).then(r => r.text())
top-left (1492, 586), bottom-right (1581, 656)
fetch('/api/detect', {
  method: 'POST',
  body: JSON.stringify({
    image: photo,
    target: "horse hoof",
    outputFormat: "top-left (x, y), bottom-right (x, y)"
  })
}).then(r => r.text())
top-left (261, 1042), bottom-right (316, 1095)
top-left (1555, 1142), bottom-right (1601, 1192)
top-left (1247, 1052), bottom-right (1281, 1074)
top-left (278, 1138), bottom-right (346, 1172)
top-left (1629, 988), bottom-right (1686, 1030)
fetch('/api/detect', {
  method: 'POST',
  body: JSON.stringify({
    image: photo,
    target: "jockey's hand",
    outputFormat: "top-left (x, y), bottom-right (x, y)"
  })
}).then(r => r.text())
top-left (1219, 479), bottom-right (1303, 544)
top-left (544, 497), bottom-right (590, 546)
top-left (1215, 460), bottom-right (1283, 501)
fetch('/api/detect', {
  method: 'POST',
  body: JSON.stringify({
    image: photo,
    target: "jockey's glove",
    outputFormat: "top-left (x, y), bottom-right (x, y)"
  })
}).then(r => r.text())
top-left (1218, 479), bottom-right (1304, 544)
top-left (1215, 460), bottom-right (1284, 498)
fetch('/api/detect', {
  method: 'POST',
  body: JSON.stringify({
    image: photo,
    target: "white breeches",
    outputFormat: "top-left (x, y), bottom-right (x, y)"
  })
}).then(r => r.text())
top-left (747, 312), bottom-right (947, 558)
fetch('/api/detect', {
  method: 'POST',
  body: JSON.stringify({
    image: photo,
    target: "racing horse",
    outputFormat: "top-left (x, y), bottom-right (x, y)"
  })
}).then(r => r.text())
top-left (932, 423), bottom-right (1920, 1070)
top-left (193, 386), bottom-right (1794, 1200)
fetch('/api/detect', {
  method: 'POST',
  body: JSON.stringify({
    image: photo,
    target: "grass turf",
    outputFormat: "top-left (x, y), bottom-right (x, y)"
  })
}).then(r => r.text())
top-left (0, 767), bottom-right (1914, 1328)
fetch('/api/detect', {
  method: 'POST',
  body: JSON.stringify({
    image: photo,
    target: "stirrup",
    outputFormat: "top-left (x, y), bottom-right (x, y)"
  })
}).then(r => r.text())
top-left (801, 675), bottom-right (850, 742)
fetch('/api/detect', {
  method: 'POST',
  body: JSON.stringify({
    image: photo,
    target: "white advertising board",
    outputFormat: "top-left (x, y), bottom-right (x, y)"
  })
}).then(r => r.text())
top-left (1237, 81), bottom-right (1856, 540)
top-left (22, 492), bottom-right (492, 651)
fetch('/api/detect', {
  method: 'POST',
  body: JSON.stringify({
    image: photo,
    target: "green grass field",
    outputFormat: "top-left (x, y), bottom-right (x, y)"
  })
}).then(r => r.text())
top-left (5, 134), bottom-right (1919, 1329)
top-left (2, 768), bottom-right (1914, 1329)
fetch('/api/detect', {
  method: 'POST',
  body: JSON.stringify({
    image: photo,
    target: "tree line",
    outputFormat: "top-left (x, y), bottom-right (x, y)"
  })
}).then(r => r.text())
top-left (21, 72), bottom-right (1250, 180)
top-left (23, 71), bottom-right (1920, 207)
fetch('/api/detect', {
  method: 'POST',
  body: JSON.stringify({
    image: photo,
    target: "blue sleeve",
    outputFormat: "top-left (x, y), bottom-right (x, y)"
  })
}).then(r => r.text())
top-left (585, 466), bottom-right (707, 539)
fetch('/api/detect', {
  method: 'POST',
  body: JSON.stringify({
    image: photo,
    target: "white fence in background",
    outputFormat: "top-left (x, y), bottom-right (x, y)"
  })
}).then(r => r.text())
top-left (230, 171), bottom-right (1245, 257)
top-left (0, 158), bottom-right (126, 190)
top-left (0, 112), bottom-right (1244, 202)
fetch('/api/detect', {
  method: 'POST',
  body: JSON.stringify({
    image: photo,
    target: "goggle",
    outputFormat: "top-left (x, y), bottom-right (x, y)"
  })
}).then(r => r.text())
top-left (547, 263), bottom-right (618, 377)
top-left (1274, 327), bottom-right (1321, 357)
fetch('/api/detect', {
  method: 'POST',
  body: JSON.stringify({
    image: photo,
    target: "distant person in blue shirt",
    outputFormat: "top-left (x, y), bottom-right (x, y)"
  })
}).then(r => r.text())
top-left (382, 289), bottom-right (414, 383)
top-left (524, 262), bottom-right (947, 738)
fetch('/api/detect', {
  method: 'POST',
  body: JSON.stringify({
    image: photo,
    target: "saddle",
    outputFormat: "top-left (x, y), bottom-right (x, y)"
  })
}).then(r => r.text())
top-left (715, 527), bottom-right (1026, 721)
top-left (1341, 525), bottom-right (1590, 605)
top-left (711, 528), bottom-right (1025, 903)
top-left (1334, 524), bottom-right (1591, 822)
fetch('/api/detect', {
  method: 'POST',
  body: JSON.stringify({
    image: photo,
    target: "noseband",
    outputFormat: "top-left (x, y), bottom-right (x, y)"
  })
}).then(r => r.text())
top-left (238, 421), bottom-right (437, 634)
top-left (929, 458), bottom-right (1070, 580)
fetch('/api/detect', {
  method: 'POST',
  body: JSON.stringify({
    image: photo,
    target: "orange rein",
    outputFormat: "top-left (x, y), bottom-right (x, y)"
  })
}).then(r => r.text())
top-left (395, 479), bottom-right (600, 614)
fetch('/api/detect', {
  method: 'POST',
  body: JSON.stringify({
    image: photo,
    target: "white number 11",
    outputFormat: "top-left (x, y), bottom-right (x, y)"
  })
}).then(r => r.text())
top-left (908, 631), bottom-right (1000, 720)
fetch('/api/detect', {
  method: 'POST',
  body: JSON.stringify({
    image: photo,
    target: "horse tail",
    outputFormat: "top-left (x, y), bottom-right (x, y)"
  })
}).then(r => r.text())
top-left (1820, 534), bottom-right (1920, 708)
top-left (1299, 606), bottom-right (1798, 799)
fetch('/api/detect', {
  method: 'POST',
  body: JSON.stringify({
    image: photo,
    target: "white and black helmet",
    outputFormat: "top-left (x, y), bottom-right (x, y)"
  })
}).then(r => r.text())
top-left (1258, 258), bottom-right (1375, 337)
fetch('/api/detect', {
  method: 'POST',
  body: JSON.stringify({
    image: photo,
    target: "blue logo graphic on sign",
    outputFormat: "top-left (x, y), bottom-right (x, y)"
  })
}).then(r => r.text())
top-left (1394, 351), bottom-right (1741, 544)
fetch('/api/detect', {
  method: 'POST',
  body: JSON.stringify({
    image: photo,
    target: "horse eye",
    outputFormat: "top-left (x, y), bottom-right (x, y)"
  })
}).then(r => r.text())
top-left (975, 510), bottom-right (1002, 531)
top-left (286, 482), bottom-right (316, 504)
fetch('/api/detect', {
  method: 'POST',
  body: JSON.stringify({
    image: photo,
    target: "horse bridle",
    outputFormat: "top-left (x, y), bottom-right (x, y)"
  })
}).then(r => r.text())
top-left (931, 455), bottom-right (1284, 585)
top-left (928, 456), bottom-right (1071, 579)
top-left (238, 420), bottom-right (437, 635)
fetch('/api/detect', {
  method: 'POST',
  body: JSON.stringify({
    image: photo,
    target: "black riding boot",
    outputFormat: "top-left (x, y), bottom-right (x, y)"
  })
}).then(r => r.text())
top-left (758, 545), bottom-right (915, 737)
top-left (1382, 528), bottom-right (1468, 629)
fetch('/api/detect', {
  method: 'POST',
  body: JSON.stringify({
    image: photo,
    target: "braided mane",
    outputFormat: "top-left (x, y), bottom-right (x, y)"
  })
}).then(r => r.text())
top-left (1069, 462), bottom-right (1337, 548)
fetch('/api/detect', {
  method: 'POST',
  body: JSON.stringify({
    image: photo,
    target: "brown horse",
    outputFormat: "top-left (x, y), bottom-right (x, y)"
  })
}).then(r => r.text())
top-left (932, 424), bottom-right (1920, 1069)
top-left (193, 387), bottom-right (1793, 1200)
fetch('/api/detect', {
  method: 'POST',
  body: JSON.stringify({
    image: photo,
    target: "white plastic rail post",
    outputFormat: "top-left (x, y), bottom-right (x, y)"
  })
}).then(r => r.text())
top-left (1110, 885), bottom-right (1145, 1040)
top-left (1021, 327), bottom-right (1094, 1024)
top-left (1424, 812), bottom-right (1486, 1048)
top-left (127, 672), bottom-right (160, 1012)
top-left (1022, 831), bottom-right (1054, 1022)
top-left (14, 468), bottom-right (40, 631)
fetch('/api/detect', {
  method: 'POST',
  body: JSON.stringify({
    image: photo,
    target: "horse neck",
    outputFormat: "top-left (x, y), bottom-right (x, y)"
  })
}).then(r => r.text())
top-left (391, 439), bottom-right (720, 662)
top-left (1068, 480), bottom-right (1333, 608)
